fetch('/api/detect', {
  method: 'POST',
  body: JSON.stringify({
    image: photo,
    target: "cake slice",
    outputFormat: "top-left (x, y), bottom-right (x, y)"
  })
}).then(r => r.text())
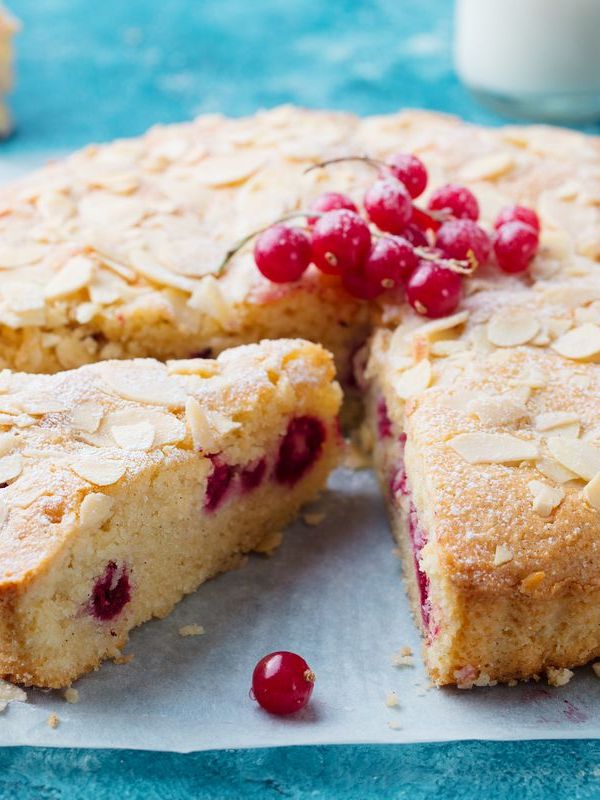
top-left (365, 282), bottom-right (600, 687)
top-left (0, 5), bottom-right (18, 136)
top-left (0, 338), bottom-right (341, 687)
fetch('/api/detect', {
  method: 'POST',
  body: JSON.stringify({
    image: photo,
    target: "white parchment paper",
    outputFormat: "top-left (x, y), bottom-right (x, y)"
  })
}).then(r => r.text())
top-left (0, 467), bottom-right (598, 752)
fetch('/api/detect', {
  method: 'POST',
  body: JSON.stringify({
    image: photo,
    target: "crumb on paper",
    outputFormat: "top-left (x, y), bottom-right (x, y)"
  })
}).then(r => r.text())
top-left (64, 688), bottom-right (79, 704)
top-left (592, 663), bottom-right (600, 678)
top-left (302, 511), bottom-right (325, 527)
top-left (253, 530), bottom-right (283, 556)
top-left (0, 679), bottom-right (26, 712)
top-left (113, 653), bottom-right (135, 665)
top-left (385, 691), bottom-right (399, 708)
top-left (47, 713), bottom-right (59, 729)
top-left (178, 624), bottom-right (205, 637)
top-left (388, 721), bottom-right (402, 731)
top-left (392, 647), bottom-right (414, 667)
top-left (547, 667), bottom-right (574, 687)
top-left (454, 667), bottom-right (497, 689)
top-left (507, 679), bottom-right (518, 687)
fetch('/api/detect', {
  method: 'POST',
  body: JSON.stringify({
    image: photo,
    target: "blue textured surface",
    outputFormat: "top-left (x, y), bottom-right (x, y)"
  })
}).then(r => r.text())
top-left (3, 0), bottom-right (600, 796)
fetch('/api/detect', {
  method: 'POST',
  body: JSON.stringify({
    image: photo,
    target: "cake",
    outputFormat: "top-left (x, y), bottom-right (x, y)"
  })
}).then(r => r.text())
top-left (2, 106), bottom-right (600, 687)
top-left (0, 5), bottom-right (17, 137)
top-left (0, 339), bottom-right (341, 687)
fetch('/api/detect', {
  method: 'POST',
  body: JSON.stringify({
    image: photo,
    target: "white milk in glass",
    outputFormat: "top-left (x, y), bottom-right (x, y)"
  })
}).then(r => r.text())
top-left (455, 0), bottom-right (600, 121)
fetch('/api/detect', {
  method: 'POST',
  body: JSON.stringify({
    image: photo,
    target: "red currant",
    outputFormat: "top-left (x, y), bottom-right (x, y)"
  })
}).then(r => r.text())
top-left (311, 209), bottom-right (371, 275)
top-left (307, 191), bottom-right (358, 226)
top-left (385, 153), bottom-right (428, 199)
top-left (494, 205), bottom-right (540, 233)
top-left (342, 270), bottom-right (383, 300)
top-left (406, 260), bottom-right (462, 318)
top-left (363, 236), bottom-right (416, 291)
top-left (364, 178), bottom-right (413, 234)
top-left (494, 221), bottom-right (539, 274)
top-left (254, 225), bottom-right (312, 283)
top-left (251, 651), bottom-right (315, 716)
top-left (411, 205), bottom-right (441, 233)
top-left (427, 184), bottom-right (479, 221)
top-left (435, 219), bottom-right (491, 267)
top-left (400, 222), bottom-right (429, 248)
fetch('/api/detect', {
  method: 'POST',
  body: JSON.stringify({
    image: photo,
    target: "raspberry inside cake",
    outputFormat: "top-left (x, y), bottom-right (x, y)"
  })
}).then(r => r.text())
top-left (0, 339), bottom-right (341, 687)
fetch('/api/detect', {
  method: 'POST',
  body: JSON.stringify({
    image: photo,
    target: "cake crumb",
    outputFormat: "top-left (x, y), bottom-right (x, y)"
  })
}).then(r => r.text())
top-left (385, 691), bottom-right (399, 708)
top-left (47, 713), bottom-right (60, 729)
top-left (64, 688), bottom-right (79, 704)
top-left (388, 721), bottom-right (402, 731)
top-left (343, 441), bottom-right (371, 470)
top-left (253, 530), bottom-right (283, 556)
top-left (178, 624), bottom-right (205, 637)
top-left (0, 679), bottom-right (26, 712)
top-left (113, 653), bottom-right (135, 665)
top-left (547, 667), bottom-right (574, 687)
top-left (392, 647), bottom-right (414, 667)
top-left (592, 662), bottom-right (600, 678)
top-left (302, 512), bottom-right (325, 527)
top-left (507, 679), bottom-right (518, 687)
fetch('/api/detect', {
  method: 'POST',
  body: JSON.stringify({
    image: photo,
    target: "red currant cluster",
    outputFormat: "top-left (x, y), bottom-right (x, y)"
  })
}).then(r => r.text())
top-left (226, 154), bottom-right (541, 320)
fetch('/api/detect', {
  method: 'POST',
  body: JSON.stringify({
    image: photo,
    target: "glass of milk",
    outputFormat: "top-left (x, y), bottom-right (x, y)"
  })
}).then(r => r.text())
top-left (455, 0), bottom-right (600, 122)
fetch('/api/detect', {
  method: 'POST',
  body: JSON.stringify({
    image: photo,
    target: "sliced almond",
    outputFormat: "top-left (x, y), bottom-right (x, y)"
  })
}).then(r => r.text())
top-left (448, 432), bottom-right (538, 464)
top-left (511, 366), bottom-right (547, 390)
top-left (536, 457), bottom-right (579, 484)
top-left (128, 247), bottom-right (195, 294)
top-left (467, 396), bottom-right (528, 426)
top-left (535, 412), bottom-right (580, 431)
top-left (548, 422), bottom-right (580, 439)
top-left (459, 152), bottom-right (513, 182)
top-left (104, 408), bottom-right (185, 447)
top-left (104, 369), bottom-right (186, 408)
top-left (0, 500), bottom-right (7, 526)
top-left (188, 276), bottom-right (232, 327)
top-left (44, 256), bottom-right (95, 300)
top-left (79, 492), bottom-right (115, 529)
top-left (391, 359), bottom-right (432, 400)
top-left (72, 401), bottom-right (104, 433)
top-left (583, 472), bottom-right (600, 511)
top-left (195, 152), bottom-right (266, 187)
top-left (0, 453), bottom-right (22, 484)
top-left (410, 311), bottom-right (469, 341)
top-left (552, 324), bottom-right (600, 361)
top-left (166, 358), bottom-right (220, 377)
top-left (110, 421), bottom-right (155, 451)
top-left (547, 437), bottom-right (600, 481)
top-left (185, 397), bottom-right (218, 453)
top-left (527, 480), bottom-right (564, 517)
top-left (71, 456), bottom-right (127, 486)
top-left (493, 544), bottom-right (513, 566)
top-left (486, 309), bottom-right (539, 347)
top-left (0, 432), bottom-right (18, 458)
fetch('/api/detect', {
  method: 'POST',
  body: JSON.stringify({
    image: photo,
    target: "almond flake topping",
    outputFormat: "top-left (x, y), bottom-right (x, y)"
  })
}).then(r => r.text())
top-left (547, 437), bottom-right (600, 481)
top-left (167, 359), bottom-right (220, 377)
top-left (110, 421), bottom-right (155, 451)
top-left (0, 454), bottom-right (22, 484)
top-left (71, 457), bottom-right (127, 486)
top-left (536, 457), bottom-right (578, 484)
top-left (486, 309), bottom-right (540, 347)
top-left (0, 433), bottom-right (18, 458)
top-left (410, 311), bottom-right (469, 341)
top-left (467, 396), bottom-right (528, 426)
top-left (493, 544), bottom-right (513, 566)
top-left (527, 480), bottom-right (564, 517)
top-left (449, 433), bottom-right (538, 464)
top-left (583, 472), bottom-right (600, 511)
top-left (459, 152), bottom-right (514, 182)
top-left (79, 492), bottom-right (115, 529)
top-left (392, 359), bottom-right (432, 400)
top-left (552, 323), bottom-right (600, 361)
top-left (535, 412), bottom-right (580, 431)
top-left (44, 255), bottom-right (95, 300)
top-left (185, 397), bottom-right (218, 453)
top-left (72, 401), bottom-right (104, 433)
top-left (104, 370), bottom-right (186, 408)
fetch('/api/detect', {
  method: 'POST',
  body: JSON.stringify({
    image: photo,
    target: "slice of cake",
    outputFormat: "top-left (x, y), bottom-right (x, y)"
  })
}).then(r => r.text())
top-left (365, 281), bottom-right (600, 686)
top-left (0, 338), bottom-right (341, 687)
top-left (0, 5), bottom-right (18, 137)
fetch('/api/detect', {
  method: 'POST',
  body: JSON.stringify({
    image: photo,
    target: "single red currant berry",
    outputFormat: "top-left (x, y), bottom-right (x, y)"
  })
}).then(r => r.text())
top-left (406, 260), bottom-right (462, 318)
top-left (254, 225), bottom-right (312, 283)
top-left (307, 191), bottom-right (358, 226)
top-left (427, 184), bottom-right (479, 221)
top-left (493, 221), bottom-right (539, 274)
top-left (364, 178), bottom-right (413, 234)
top-left (494, 205), bottom-right (540, 234)
top-left (311, 209), bottom-right (371, 275)
top-left (435, 219), bottom-right (491, 267)
top-left (251, 651), bottom-right (315, 716)
top-left (363, 236), bottom-right (417, 290)
top-left (411, 205), bottom-right (442, 233)
top-left (400, 222), bottom-right (429, 248)
top-left (385, 153), bottom-right (428, 198)
top-left (342, 269), bottom-right (383, 300)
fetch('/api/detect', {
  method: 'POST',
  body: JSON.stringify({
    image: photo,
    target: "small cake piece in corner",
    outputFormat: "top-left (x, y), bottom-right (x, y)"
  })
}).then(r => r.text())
top-left (0, 6), bottom-right (18, 137)
top-left (0, 339), bottom-right (341, 688)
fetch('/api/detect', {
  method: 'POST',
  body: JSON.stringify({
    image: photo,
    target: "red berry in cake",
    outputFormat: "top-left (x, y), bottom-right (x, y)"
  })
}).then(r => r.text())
top-left (435, 219), bottom-right (491, 267)
top-left (205, 457), bottom-right (234, 511)
top-left (307, 191), bottom-right (358, 226)
top-left (91, 561), bottom-right (131, 621)
top-left (377, 398), bottom-right (393, 438)
top-left (240, 457), bottom-right (267, 492)
top-left (252, 651), bottom-right (315, 715)
top-left (494, 204), bottom-right (540, 233)
top-left (427, 184), bottom-right (479, 221)
top-left (342, 269), bottom-right (383, 300)
top-left (364, 178), bottom-right (413, 234)
top-left (406, 260), bottom-right (462, 318)
top-left (275, 416), bottom-right (325, 485)
top-left (385, 153), bottom-right (428, 198)
top-left (411, 205), bottom-right (441, 233)
top-left (400, 222), bottom-right (429, 248)
top-left (363, 236), bottom-right (416, 291)
top-left (254, 225), bottom-right (312, 283)
top-left (311, 209), bottom-right (371, 275)
top-left (493, 221), bottom-right (539, 274)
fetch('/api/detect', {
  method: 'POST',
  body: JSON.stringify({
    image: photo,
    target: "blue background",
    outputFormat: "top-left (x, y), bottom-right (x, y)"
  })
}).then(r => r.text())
top-left (3, 0), bottom-right (600, 796)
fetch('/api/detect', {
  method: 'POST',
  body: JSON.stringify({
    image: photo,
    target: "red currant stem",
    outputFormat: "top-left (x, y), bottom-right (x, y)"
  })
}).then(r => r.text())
top-left (215, 212), bottom-right (322, 274)
top-left (414, 246), bottom-right (477, 275)
top-left (304, 155), bottom-right (386, 175)
top-left (413, 205), bottom-right (450, 223)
